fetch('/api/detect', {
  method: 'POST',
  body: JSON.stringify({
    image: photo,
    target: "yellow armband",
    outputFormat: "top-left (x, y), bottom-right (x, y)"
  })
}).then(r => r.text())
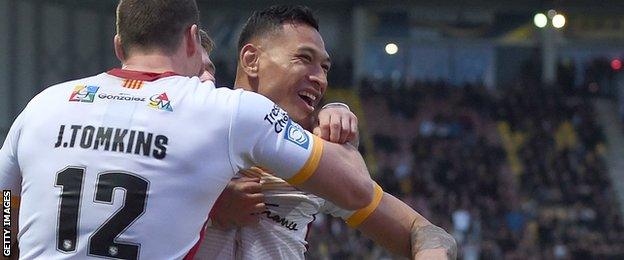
top-left (345, 182), bottom-right (383, 228)
top-left (286, 135), bottom-right (324, 185)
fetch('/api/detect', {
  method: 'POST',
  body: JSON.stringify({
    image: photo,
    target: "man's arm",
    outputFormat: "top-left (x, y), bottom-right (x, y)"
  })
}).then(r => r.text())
top-left (312, 104), bottom-right (455, 258)
top-left (231, 92), bottom-right (374, 210)
top-left (353, 193), bottom-right (456, 259)
top-left (291, 140), bottom-right (373, 210)
top-left (354, 193), bottom-right (416, 256)
top-left (312, 107), bottom-right (456, 259)
top-left (211, 103), bottom-right (363, 229)
top-left (291, 103), bottom-right (370, 210)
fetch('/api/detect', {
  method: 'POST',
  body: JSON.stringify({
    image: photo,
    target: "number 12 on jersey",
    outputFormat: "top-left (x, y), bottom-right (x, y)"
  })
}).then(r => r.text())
top-left (54, 166), bottom-right (149, 259)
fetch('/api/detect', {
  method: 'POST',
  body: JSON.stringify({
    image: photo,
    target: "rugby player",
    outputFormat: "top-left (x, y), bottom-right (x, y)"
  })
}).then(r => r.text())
top-left (196, 5), bottom-right (456, 260)
top-left (0, 1), bottom-right (382, 259)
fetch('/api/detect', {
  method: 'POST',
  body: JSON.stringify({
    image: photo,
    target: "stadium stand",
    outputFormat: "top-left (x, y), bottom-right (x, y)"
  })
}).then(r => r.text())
top-left (306, 76), bottom-right (624, 259)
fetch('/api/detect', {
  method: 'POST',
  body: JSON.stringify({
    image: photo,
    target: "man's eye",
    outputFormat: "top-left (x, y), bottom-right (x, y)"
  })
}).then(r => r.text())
top-left (298, 54), bottom-right (312, 62)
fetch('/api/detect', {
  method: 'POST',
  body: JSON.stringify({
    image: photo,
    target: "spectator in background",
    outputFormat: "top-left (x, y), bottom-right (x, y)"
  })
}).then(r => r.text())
top-left (307, 74), bottom-right (624, 259)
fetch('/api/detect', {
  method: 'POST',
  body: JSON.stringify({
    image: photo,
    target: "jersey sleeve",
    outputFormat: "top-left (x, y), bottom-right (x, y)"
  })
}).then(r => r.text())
top-left (319, 199), bottom-right (354, 220)
top-left (0, 111), bottom-right (25, 194)
top-left (228, 90), bottom-right (323, 184)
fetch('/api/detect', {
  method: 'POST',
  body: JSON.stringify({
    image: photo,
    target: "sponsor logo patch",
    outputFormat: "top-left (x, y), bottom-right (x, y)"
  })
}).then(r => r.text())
top-left (69, 85), bottom-right (99, 103)
top-left (264, 105), bottom-right (289, 133)
top-left (284, 120), bottom-right (309, 149)
top-left (148, 92), bottom-right (173, 112)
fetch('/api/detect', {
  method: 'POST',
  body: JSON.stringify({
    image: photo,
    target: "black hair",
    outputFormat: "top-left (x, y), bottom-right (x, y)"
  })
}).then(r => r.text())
top-left (237, 5), bottom-right (319, 52)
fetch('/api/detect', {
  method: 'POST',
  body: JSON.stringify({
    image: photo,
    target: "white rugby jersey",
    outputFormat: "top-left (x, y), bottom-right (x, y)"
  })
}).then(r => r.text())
top-left (0, 69), bottom-right (322, 260)
top-left (197, 167), bottom-right (353, 260)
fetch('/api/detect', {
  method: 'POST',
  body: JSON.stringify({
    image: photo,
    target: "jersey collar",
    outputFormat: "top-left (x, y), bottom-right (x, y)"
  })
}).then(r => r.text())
top-left (107, 68), bottom-right (179, 82)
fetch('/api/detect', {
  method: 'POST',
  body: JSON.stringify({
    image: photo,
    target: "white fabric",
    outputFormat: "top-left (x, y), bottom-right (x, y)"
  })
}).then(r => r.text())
top-left (0, 71), bottom-right (317, 260)
top-left (197, 173), bottom-right (353, 260)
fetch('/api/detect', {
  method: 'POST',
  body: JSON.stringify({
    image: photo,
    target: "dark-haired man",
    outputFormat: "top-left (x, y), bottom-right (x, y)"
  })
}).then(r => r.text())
top-left (198, 5), bottom-right (456, 260)
top-left (0, 0), bottom-right (379, 259)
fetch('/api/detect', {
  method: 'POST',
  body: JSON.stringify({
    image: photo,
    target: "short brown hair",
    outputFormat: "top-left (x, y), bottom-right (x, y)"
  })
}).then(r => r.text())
top-left (199, 29), bottom-right (215, 55)
top-left (116, 0), bottom-right (200, 55)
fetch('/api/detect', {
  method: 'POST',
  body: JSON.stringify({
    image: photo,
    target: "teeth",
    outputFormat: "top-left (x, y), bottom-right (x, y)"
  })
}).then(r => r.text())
top-left (299, 91), bottom-right (316, 101)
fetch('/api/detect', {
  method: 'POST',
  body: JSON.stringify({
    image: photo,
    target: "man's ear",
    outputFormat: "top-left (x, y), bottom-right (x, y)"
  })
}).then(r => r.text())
top-left (186, 24), bottom-right (200, 57)
top-left (239, 43), bottom-right (260, 78)
top-left (114, 34), bottom-right (125, 62)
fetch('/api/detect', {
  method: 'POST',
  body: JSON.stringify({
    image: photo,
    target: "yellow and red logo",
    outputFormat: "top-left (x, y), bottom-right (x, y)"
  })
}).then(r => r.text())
top-left (122, 79), bottom-right (144, 90)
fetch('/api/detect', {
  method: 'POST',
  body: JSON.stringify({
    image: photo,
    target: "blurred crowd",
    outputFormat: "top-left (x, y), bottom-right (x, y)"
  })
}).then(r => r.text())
top-left (305, 77), bottom-right (624, 259)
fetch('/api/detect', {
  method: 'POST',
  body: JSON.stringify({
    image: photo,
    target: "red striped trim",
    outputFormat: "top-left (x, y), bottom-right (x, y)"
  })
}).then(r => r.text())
top-left (108, 68), bottom-right (178, 82)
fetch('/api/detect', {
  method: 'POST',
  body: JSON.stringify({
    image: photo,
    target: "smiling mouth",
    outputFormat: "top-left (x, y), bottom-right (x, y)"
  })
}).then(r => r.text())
top-left (298, 91), bottom-right (317, 107)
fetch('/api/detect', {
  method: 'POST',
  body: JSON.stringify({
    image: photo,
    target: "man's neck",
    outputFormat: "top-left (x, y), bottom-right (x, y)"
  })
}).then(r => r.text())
top-left (233, 84), bottom-right (253, 91)
top-left (233, 78), bottom-right (253, 91)
top-left (122, 53), bottom-right (186, 75)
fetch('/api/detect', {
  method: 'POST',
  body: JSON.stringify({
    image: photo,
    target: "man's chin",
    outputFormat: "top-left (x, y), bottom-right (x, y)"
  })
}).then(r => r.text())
top-left (291, 113), bottom-right (315, 130)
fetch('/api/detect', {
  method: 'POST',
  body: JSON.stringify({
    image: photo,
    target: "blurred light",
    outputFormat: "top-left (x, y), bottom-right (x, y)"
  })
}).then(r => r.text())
top-left (611, 59), bottom-right (622, 70)
top-left (534, 13), bottom-right (548, 28)
top-left (547, 9), bottom-right (557, 19)
top-left (552, 14), bottom-right (566, 28)
top-left (385, 43), bottom-right (398, 55)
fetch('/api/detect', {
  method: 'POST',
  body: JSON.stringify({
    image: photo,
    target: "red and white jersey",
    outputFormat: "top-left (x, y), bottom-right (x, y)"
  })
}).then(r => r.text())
top-left (197, 168), bottom-right (353, 260)
top-left (0, 69), bottom-right (322, 260)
